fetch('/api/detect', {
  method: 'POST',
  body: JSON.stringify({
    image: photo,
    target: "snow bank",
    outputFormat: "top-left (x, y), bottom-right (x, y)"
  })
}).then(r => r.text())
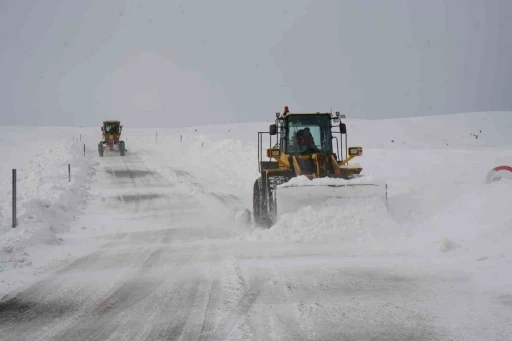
top-left (249, 197), bottom-right (405, 247)
top-left (0, 135), bottom-right (93, 291)
top-left (403, 180), bottom-right (512, 293)
top-left (413, 181), bottom-right (512, 257)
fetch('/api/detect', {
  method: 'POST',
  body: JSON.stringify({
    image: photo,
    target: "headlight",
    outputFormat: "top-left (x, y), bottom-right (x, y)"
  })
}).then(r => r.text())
top-left (348, 147), bottom-right (363, 156)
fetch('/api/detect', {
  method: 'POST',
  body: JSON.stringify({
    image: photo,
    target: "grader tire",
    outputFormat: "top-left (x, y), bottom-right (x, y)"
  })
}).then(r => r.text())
top-left (119, 141), bottom-right (125, 156)
top-left (98, 142), bottom-right (104, 157)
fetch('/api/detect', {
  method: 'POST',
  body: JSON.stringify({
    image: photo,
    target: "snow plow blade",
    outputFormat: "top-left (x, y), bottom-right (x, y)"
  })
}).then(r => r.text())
top-left (275, 178), bottom-right (387, 218)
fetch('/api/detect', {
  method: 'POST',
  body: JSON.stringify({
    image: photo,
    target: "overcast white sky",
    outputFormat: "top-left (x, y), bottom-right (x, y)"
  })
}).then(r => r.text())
top-left (1, 0), bottom-right (511, 128)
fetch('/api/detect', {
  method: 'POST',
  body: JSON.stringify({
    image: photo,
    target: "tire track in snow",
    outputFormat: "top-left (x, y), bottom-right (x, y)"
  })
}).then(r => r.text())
top-left (211, 275), bottom-right (267, 341)
top-left (182, 244), bottom-right (223, 341)
top-left (0, 244), bottom-right (151, 340)
top-left (123, 154), bottom-right (175, 215)
top-left (161, 280), bottom-right (201, 340)
top-left (145, 243), bottom-right (222, 341)
top-left (143, 276), bottom-right (202, 340)
top-left (227, 253), bottom-right (308, 341)
top-left (263, 256), bottom-right (309, 341)
top-left (49, 247), bottom-right (168, 341)
top-left (102, 152), bottom-right (174, 216)
top-left (196, 253), bottom-right (273, 341)
top-left (198, 279), bottom-right (222, 341)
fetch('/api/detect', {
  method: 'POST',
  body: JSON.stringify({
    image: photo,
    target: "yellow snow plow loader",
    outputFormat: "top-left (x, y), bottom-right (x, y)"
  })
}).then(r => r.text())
top-left (98, 120), bottom-right (126, 157)
top-left (253, 107), bottom-right (387, 228)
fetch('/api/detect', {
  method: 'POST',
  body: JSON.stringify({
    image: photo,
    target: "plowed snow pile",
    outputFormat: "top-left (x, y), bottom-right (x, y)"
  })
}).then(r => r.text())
top-left (413, 181), bottom-right (512, 260)
top-left (253, 197), bottom-right (405, 246)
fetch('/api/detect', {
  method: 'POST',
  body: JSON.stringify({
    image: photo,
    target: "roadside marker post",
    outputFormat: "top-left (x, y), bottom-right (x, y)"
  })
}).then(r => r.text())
top-left (12, 169), bottom-right (16, 228)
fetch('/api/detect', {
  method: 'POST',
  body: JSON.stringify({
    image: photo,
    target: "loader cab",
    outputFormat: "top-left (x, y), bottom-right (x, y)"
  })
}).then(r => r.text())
top-left (282, 114), bottom-right (333, 155)
top-left (261, 109), bottom-right (350, 173)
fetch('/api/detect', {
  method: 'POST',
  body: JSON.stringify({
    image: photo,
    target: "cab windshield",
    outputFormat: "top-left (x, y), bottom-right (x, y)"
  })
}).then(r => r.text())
top-left (105, 124), bottom-right (120, 134)
top-left (285, 115), bottom-right (332, 154)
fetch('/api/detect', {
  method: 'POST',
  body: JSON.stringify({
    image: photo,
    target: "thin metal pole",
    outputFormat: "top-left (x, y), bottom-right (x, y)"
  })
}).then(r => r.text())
top-left (12, 169), bottom-right (16, 228)
top-left (83, 144), bottom-right (85, 156)
top-left (345, 133), bottom-right (348, 164)
top-left (340, 129), bottom-right (343, 161)
top-left (269, 133), bottom-right (271, 160)
top-left (68, 164), bottom-right (71, 182)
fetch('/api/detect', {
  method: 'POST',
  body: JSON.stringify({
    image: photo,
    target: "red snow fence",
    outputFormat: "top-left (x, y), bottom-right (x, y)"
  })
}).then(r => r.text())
top-left (486, 165), bottom-right (512, 184)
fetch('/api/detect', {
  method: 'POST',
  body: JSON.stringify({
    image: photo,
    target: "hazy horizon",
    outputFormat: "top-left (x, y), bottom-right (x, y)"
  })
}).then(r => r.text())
top-left (1, 0), bottom-right (511, 128)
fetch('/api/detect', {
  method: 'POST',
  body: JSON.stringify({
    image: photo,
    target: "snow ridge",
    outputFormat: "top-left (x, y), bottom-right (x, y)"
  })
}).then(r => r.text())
top-left (0, 139), bottom-right (93, 277)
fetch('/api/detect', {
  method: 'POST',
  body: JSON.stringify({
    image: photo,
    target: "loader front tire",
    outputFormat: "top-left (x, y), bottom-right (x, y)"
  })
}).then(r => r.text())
top-left (253, 177), bottom-right (269, 227)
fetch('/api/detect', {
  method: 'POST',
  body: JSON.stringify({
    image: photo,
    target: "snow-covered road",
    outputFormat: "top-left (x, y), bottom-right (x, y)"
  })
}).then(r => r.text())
top-left (1, 143), bottom-right (510, 341)
top-left (0, 112), bottom-right (511, 340)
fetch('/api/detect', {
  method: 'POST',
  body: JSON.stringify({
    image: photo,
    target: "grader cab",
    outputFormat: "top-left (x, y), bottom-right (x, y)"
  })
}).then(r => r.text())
top-left (98, 120), bottom-right (126, 157)
top-left (253, 107), bottom-right (387, 227)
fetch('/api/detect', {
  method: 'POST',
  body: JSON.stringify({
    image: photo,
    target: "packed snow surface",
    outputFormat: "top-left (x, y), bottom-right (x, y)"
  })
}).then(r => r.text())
top-left (0, 112), bottom-right (511, 340)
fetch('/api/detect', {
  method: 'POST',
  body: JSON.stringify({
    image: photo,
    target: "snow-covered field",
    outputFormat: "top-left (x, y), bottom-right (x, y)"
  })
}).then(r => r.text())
top-left (0, 111), bottom-right (511, 340)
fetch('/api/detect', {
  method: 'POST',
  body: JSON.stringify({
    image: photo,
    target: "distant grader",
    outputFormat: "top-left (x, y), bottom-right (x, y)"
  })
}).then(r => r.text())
top-left (98, 120), bottom-right (126, 157)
